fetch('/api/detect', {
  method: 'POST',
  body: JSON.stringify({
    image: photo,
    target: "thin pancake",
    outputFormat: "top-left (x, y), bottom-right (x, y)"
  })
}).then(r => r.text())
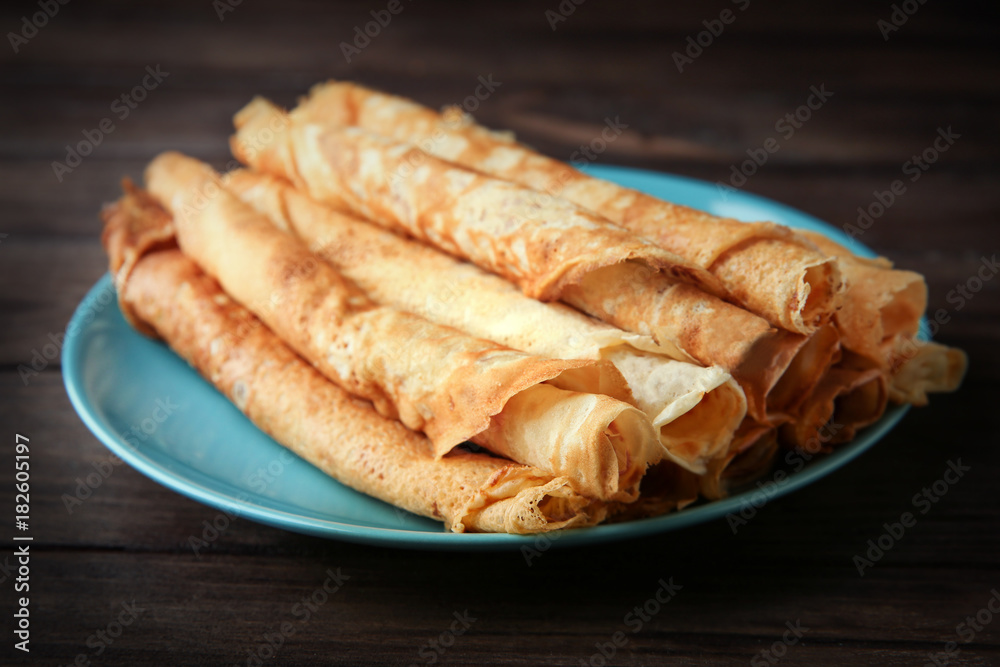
top-left (232, 97), bottom-right (723, 301)
top-left (293, 80), bottom-right (844, 334)
top-left (225, 169), bottom-right (747, 474)
top-left (145, 152), bottom-right (660, 501)
top-left (101, 193), bottom-right (605, 534)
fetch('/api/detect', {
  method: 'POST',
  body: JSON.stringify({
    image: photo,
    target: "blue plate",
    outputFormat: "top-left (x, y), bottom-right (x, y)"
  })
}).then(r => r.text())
top-left (62, 165), bottom-right (908, 550)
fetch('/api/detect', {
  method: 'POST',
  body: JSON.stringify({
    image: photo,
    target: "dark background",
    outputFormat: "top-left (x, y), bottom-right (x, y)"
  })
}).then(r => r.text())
top-left (1, 1), bottom-right (998, 665)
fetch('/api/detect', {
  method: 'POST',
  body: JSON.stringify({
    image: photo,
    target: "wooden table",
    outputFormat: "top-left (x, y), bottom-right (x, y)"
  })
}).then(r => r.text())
top-left (1, 1), bottom-right (997, 665)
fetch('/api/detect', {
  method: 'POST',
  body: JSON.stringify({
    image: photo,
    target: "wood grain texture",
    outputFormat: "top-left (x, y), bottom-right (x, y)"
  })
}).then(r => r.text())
top-left (0, 1), bottom-right (997, 665)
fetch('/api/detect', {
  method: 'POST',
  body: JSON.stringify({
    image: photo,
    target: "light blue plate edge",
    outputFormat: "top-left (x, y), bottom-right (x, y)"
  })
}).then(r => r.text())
top-left (61, 165), bottom-right (910, 551)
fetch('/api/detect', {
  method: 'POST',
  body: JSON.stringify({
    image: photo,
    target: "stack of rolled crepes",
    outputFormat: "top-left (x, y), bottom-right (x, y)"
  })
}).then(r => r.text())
top-left (99, 81), bottom-right (967, 534)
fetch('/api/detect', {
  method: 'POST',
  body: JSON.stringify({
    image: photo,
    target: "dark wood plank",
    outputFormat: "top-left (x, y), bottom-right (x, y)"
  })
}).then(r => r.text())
top-left (2, 0), bottom-right (995, 40)
top-left (2, 82), bottom-right (997, 170)
top-left (4, 533), bottom-right (999, 665)
top-left (0, 3), bottom-right (998, 99)
top-left (0, 238), bottom-right (107, 368)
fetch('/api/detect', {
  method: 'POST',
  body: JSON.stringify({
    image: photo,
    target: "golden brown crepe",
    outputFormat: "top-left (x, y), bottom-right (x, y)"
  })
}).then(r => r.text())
top-left (602, 349), bottom-right (744, 474)
top-left (293, 80), bottom-right (844, 334)
top-left (477, 384), bottom-right (659, 501)
top-left (232, 97), bottom-right (722, 303)
top-left (225, 168), bottom-right (747, 474)
top-left (144, 152), bottom-right (662, 502)
top-left (779, 351), bottom-right (889, 452)
top-left (800, 231), bottom-right (926, 365)
top-left (99, 181), bottom-right (181, 337)
top-left (800, 231), bottom-right (966, 406)
top-left (888, 339), bottom-right (967, 407)
top-left (223, 170), bottom-right (633, 404)
top-left (560, 268), bottom-right (841, 425)
top-left (230, 99), bottom-right (838, 425)
top-left (101, 191), bottom-right (605, 533)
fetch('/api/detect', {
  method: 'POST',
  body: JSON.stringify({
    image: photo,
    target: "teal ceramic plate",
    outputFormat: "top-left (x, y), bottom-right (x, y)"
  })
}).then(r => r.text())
top-left (62, 165), bottom-right (908, 550)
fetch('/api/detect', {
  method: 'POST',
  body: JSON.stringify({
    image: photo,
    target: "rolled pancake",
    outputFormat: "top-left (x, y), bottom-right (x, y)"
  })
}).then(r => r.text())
top-left (800, 231), bottom-right (926, 367)
top-left (477, 384), bottom-right (659, 501)
top-left (888, 339), bottom-right (967, 407)
top-left (99, 180), bottom-right (181, 337)
top-left (145, 153), bottom-right (660, 501)
top-left (224, 169), bottom-right (636, 402)
top-left (232, 99), bottom-right (834, 425)
top-left (225, 169), bottom-right (746, 474)
top-left (800, 231), bottom-right (966, 405)
top-left (231, 97), bottom-right (724, 301)
top-left (559, 267), bottom-right (841, 425)
top-left (779, 352), bottom-right (889, 452)
top-left (101, 195), bottom-right (604, 532)
top-left (764, 323), bottom-right (842, 421)
top-left (292, 80), bottom-right (844, 334)
top-left (603, 348), bottom-right (744, 474)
